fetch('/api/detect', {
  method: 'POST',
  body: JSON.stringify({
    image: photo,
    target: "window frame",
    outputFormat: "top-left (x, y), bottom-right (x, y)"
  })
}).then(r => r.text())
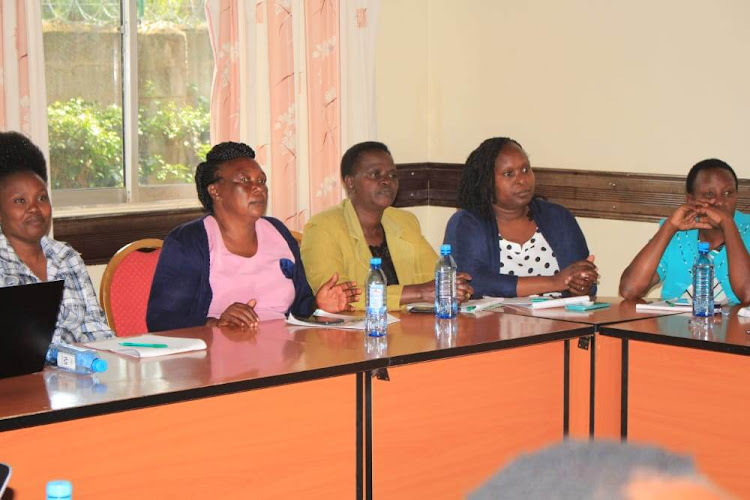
top-left (48, 0), bottom-right (205, 210)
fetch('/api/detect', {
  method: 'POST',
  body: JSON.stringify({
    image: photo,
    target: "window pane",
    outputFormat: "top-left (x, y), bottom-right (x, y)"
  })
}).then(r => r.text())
top-left (138, 0), bottom-right (212, 188)
top-left (42, 0), bottom-right (125, 199)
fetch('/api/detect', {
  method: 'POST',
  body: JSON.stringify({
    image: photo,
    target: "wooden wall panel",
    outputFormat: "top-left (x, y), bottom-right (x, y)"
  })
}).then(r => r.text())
top-left (54, 164), bottom-right (748, 264)
top-left (393, 163), bottom-right (750, 223)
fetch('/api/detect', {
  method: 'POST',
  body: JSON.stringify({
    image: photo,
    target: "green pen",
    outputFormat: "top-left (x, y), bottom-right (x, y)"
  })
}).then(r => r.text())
top-left (464, 306), bottom-right (477, 312)
top-left (665, 300), bottom-right (675, 307)
top-left (119, 342), bottom-right (169, 348)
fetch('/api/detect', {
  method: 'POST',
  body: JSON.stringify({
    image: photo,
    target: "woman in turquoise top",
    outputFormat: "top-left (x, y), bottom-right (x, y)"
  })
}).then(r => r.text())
top-left (619, 159), bottom-right (749, 305)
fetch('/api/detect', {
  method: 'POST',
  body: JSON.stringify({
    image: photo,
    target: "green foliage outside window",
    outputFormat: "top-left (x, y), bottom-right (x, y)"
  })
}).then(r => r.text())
top-left (48, 96), bottom-right (210, 189)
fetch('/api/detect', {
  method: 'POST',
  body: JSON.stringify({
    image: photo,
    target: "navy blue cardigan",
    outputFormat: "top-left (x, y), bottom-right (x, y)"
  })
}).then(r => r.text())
top-left (443, 199), bottom-right (594, 297)
top-left (146, 216), bottom-right (316, 332)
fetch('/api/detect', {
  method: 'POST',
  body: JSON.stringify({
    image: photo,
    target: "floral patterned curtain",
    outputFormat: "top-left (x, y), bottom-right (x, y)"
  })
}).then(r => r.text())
top-left (206, 0), bottom-right (380, 230)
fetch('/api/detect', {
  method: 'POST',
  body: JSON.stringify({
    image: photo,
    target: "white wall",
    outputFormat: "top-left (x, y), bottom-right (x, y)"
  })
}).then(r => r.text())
top-left (377, 0), bottom-right (750, 297)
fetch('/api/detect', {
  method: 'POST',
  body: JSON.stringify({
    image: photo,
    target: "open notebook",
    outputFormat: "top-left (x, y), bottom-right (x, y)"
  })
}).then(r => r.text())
top-left (85, 334), bottom-right (207, 358)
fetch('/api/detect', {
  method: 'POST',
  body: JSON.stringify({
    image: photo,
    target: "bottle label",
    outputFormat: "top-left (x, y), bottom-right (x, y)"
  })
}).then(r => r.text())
top-left (57, 352), bottom-right (77, 370)
top-left (368, 284), bottom-right (385, 309)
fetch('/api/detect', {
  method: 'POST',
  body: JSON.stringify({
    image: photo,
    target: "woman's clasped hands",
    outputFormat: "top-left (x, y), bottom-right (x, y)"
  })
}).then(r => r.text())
top-left (557, 255), bottom-right (599, 296)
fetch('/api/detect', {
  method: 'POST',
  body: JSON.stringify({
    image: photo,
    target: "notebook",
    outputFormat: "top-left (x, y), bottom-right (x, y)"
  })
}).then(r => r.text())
top-left (0, 280), bottom-right (64, 380)
top-left (501, 295), bottom-right (591, 310)
top-left (85, 334), bottom-right (207, 358)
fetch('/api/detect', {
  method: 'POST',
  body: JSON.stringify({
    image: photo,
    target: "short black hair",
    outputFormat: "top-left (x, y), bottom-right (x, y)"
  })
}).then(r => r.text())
top-left (686, 158), bottom-right (738, 194)
top-left (0, 131), bottom-right (48, 183)
top-left (457, 137), bottom-right (523, 219)
top-left (340, 141), bottom-right (390, 180)
top-left (195, 141), bottom-right (256, 213)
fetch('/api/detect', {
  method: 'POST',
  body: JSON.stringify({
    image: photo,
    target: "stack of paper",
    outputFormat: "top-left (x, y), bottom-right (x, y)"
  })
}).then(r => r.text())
top-left (85, 334), bottom-right (207, 358)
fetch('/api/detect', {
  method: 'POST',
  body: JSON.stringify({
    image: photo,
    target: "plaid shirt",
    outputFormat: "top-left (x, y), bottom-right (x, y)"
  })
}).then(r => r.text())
top-left (0, 231), bottom-right (113, 344)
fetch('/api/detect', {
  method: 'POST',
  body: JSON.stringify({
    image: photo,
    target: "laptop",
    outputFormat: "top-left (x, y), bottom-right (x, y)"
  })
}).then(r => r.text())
top-left (0, 463), bottom-right (9, 498)
top-left (0, 280), bottom-right (64, 380)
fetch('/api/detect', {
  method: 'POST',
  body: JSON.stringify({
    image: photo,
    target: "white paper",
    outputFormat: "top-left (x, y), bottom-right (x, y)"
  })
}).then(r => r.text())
top-left (405, 297), bottom-right (505, 314)
top-left (286, 311), bottom-right (399, 330)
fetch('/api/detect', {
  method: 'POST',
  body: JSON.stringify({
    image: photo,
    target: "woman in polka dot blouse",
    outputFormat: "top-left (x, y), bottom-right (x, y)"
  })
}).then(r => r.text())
top-left (444, 137), bottom-right (598, 298)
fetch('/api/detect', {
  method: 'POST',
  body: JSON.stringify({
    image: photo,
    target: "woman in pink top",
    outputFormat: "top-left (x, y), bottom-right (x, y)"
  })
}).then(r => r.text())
top-left (147, 142), bottom-right (360, 331)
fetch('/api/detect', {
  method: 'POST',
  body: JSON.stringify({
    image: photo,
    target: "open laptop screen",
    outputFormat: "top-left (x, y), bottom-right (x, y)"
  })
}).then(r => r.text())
top-left (0, 280), bottom-right (64, 380)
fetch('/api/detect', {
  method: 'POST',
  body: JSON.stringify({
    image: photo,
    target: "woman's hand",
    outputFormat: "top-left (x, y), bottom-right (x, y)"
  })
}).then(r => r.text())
top-left (315, 273), bottom-right (361, 313)
top-left (557, 256), bottom-right (599, 296)
top-left (456, 272), bottom-right (474, 303)
top-left (693, 202), bottom-right (734, 231)
top-left (666, 203), bottom-right (713, 231)
top-left (404, 272), bottom-right (473, 304)
top-left (214, 299), bottom-right (260, 329)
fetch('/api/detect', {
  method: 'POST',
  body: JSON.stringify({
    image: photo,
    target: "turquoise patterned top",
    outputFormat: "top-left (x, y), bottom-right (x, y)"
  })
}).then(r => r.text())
top-left (657, 210), bottom-right (750, 305)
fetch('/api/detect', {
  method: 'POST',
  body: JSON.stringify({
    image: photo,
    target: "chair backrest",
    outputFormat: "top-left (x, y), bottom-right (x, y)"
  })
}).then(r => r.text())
top-left (290, 230), bottom-right (302, 245)
top-left (100, 238), bottom-right (163, 337)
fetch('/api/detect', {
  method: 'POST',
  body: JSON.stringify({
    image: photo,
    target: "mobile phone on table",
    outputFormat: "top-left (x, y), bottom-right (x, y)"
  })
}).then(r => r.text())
top-left (300, 316), bottom-right (346, 325)
top-left (565, 302), bottom-right (610, 312)
top-left (409, 306), bottom-right (435, 314)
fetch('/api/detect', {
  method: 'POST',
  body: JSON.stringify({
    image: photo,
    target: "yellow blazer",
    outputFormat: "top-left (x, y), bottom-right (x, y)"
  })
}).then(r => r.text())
top-left (301, 199), bottom-right (438, 311)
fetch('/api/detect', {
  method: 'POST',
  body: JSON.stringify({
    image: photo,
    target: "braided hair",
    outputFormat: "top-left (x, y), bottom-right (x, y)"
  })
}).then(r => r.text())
top-left (0, 131), bottom-right (48, 183)
top-left (457, 137), bottom-right (527, 220)
top-left (685, 158), bottom-right (738, 195)
top-left (195, 141), bottom-right (256, 213)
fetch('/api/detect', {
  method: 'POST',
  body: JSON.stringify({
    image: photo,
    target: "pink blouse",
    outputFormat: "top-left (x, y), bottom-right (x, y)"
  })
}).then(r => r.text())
top-left (205, 216), bottom-right (296, 322)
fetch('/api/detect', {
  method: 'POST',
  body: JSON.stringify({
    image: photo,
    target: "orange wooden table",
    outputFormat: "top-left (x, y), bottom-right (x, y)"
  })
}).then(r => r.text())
top-left (500, 297), bottom-right (684, 439)
top-left (600, 310), bottom-right (750, 498)
top-left (0, 323), bottom-right (384, 499)
top-left (0, 313), bottom-right (594, 500)
top-left (367, 311), bottom-right (593, 499)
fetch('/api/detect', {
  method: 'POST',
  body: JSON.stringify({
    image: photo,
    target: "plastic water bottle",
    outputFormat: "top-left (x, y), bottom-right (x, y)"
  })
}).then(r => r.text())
top-left (365, 257), bottom-right (387, 337)
top-left (46, 344), bottom-right (108, 375)
top-left (46, 479), bottom-right (72, 499)
top-left (435, 244), bottom-right (458, 319)
top-left (692, 241), bottom-right (714, 317)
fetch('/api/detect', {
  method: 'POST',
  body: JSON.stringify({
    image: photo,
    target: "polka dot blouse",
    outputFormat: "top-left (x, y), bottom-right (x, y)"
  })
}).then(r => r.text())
top-left (498, 229), bottom-right (560, 277)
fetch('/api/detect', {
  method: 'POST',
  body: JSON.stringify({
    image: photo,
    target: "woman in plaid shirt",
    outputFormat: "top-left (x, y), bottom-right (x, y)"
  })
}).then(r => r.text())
top-left (0, 132), bottom-right (112, 344)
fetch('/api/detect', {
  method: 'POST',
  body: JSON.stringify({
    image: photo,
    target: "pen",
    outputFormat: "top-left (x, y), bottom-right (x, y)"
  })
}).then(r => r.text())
top-left (464, 306), bottom-right (477, 312)
top-left (119, 342), bottom-right (169, 348)
top-left (665, 300), bottom-right (675, 307)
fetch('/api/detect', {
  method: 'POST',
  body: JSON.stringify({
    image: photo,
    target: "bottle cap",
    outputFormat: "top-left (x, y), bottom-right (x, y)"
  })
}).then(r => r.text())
top-left (370, 257), bottom-right (382, 266)
top-left (440, 244), bottom-right (452, 255)
top-left (46, 480), bottom-right (73, 499)
top-left (698, 242), bottom-right (710, 253)
top-left (91, 358), bottom-right (108, 373)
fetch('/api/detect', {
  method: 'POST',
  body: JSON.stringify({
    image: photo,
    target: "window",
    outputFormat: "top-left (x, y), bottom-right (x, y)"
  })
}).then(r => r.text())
top-left (41, 0), bottom-right (212, 209)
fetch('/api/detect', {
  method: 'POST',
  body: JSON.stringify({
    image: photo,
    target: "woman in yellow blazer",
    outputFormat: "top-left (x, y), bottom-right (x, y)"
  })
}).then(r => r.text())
top-left (301, 141), bottom-right (473, 311)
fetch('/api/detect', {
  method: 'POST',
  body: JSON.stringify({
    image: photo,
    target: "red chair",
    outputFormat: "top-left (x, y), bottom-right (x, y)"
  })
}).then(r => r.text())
top-left (99, 239), bottom-right (163, 337)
